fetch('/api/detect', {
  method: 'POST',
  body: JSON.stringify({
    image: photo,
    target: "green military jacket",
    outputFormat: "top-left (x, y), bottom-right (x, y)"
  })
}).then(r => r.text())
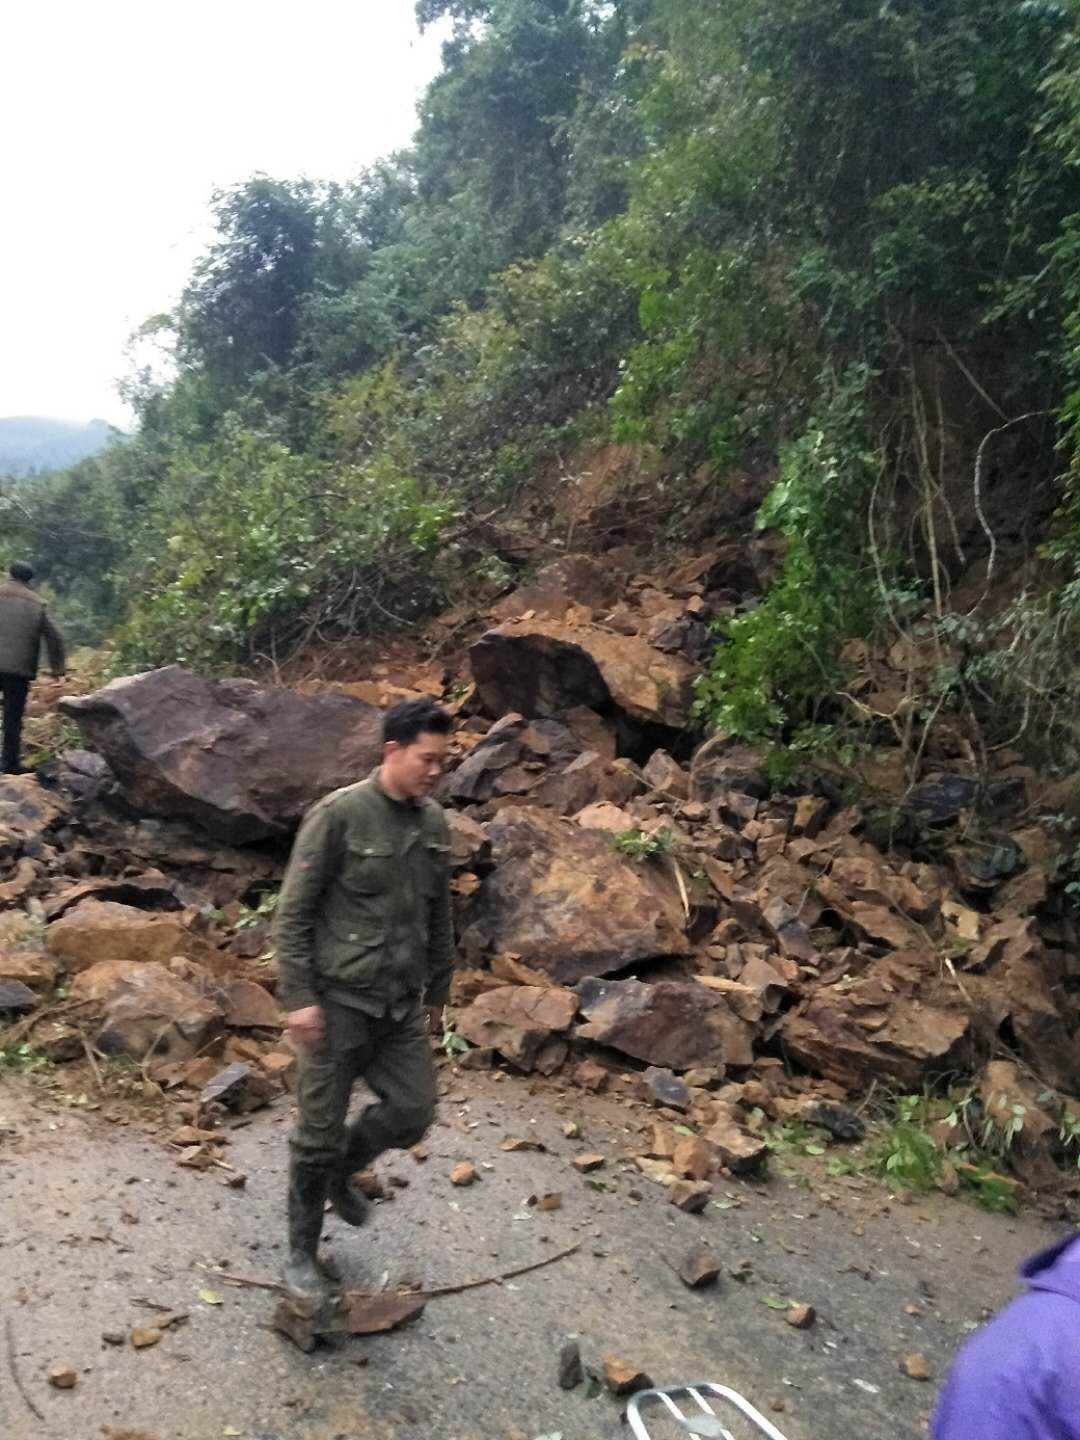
top-left (274, 773), bottom-right (454, 1015)
top-left (0, 580), bottom-right (65, 679)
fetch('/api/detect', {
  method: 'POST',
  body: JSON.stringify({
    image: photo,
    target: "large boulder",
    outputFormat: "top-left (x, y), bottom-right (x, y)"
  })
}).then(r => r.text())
top-left (462, 807), bottom-right (689, 984)
top-left (469, 619), bottom-right (695, 730)
top-left (59, 666), bottom-right (384, 843)
top-left (95, 960), bottom-right (225, 1060)
top-left (782, 951), bottom-right (972, 1090)
top-left (577, 976), bottom-right (756, 1071)
top-left (454, 984), bottom-right (578, 1074)
top-left (45, 899), bottom-right (220, 975)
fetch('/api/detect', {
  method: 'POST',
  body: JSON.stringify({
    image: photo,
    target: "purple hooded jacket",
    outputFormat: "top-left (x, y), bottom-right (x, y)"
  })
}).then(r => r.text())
top-left (933, 1233), bottom-right (1080, 1439)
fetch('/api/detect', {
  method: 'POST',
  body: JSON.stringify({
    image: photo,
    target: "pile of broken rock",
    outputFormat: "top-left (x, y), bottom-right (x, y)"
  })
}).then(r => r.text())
top-left (0, 543), bottom-right (1077, 1194)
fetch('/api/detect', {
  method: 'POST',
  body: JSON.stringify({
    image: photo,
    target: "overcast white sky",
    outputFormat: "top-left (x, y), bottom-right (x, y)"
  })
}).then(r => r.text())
top-left (0, 2), bottom-right (445, 427)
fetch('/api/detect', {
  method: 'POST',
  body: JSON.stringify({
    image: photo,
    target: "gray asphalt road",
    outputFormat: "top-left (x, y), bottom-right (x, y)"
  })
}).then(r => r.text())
top-left (0, 1067), bottom-right (1059, 1440)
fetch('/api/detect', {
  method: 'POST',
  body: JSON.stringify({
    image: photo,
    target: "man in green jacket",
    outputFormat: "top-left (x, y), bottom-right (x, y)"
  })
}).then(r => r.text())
top-left (274, 697), bottom-right (455, 1300)
top-left (0, 562), bottom-right (66, 774)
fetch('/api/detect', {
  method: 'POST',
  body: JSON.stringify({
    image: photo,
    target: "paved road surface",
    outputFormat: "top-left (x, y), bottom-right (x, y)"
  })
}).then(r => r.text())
top-left (0, 1068), bottom-right (1059, 1440)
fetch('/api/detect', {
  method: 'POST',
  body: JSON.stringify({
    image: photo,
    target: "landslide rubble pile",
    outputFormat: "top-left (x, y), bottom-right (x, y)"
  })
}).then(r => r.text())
top-left (2, 541), bottom-right (1077, 1190)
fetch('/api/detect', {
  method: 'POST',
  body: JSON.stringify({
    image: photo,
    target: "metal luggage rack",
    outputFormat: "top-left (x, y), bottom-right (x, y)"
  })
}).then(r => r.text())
top-left (627, 1382), bottom-right (792, 1440)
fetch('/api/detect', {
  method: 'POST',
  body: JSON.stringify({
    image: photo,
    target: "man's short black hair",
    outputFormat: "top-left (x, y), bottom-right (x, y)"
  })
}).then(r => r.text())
top-left (9, 562), bottom-right (33, 583)
top-left (382, 697), bottom-right (452, 747)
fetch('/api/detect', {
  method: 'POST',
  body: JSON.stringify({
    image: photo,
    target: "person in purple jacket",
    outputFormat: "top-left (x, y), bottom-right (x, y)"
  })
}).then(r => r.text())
top-left (933, 1233), bottom-right (1080, 1438)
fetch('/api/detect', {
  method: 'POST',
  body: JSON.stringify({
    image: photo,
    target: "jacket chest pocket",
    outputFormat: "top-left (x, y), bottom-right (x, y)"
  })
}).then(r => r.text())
top-left (344, 841), bottom-right (395, 895)
top-left (420, 839), bottom-right (451, 896)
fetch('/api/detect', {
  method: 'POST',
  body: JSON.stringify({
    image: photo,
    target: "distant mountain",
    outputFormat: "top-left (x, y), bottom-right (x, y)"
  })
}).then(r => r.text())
top-left (0, 416), bottom-right (119, 476)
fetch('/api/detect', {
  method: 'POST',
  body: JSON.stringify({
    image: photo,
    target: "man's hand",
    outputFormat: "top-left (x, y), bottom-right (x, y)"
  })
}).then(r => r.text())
top-left (286, 1004), bottom-right (325, 1050)
top-left (424, 1005), bottom-right (444, 1037)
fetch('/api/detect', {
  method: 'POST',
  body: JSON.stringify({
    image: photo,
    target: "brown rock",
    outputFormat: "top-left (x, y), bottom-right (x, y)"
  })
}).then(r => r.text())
top-left (449, 1162), bottom-right (477, 1186)
top-left (95, 961), bottom-right (225, 1060)
top-left (35, 1021), bottom-right (83, 1062)
top-left (466, 807), bottom-right (688, 984)
top-left (783, 950), bottom-right (973, 1090)
top-left (667, 1179), bottom-right (713, 1212)
top-left (0, 947), bottom-right (58, 992)
top-left (43, 870), bottom-right (180, 921)
top-left (561, 705), bottom-right (617, 760)
top-left (577, 976), bottom-right (755, 1070)
top-left (572, 1153), bottom-right (606, 1173)
top-left (259, 1049), bottom-right (298, 1088)
top-left (673, 1136), bottom-right (714, 1181)
top-left (689, 737), bottom-right (768, 803)
top-left (573, 800), bottom-right (636, 836)
top-left (642, 750), bottom-right (690, 800)
top-left (60, 666), bottom-right (385, 843)
top-left (703, 1109), bottom-right (768, 1176)
top-left (0, 774), bottom-right (65, 847)
top-left (0, 856), bottom-right (39, 904)
top-left (69, 959), bottom-right (142, 1004)
top-left (792, 796), bottom-right (829, 837)
top-left (978, 1060), bottom-right (1059, 1189)
top-left (222, 979), bottom-right (281, 1029)
top-left (737, 952), bottom-right (793, 1012)
top-left (446, 811), bottom-right (491, 869)
top-left (786, 1304), bottom-right (816, 1330)
top-left (470, 619), bottom-right (696, 730)
top-left (531, 1191), bottom-right (563, 1211)
top-left (602, 1354), bottom-right (653, 1396)
top-left (199, 1062), bottom-right (274, 1114)
top-left (492, 554), bottom-right (618, 623)
top-left (490, 951), bottom-right (553, 987)
top-left (45, 900), bottom-right (219, 975)
top-left (902, 1353), bottom-right (931, 1381)
top-left (678, 1244), bottom-right (722, 1288)
top-left (446, 714), bottom-right (583, 804)
top-left (131, 1326), bottom-right (162, 1349)
top-left (573, 1058), bottom-right (609, 1092)
top-left (531, 750), bottom-right (640, 816)
top-left (48, 1366), bottom-right (78, 1389)
top-left (455, 984), bottom-right (577, 1073)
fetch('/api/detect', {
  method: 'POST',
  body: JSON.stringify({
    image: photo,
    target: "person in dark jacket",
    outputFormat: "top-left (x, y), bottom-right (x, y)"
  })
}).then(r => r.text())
top-left (273, 697), bottom-right (454, 1301)
top-left (933, 1232), bottom-right (1080, 1438)
top-left (0, 562), bottom-right (65, 774)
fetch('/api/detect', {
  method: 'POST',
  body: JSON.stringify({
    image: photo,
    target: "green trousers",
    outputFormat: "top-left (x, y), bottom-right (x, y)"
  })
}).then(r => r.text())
top-left (289, 998), bottom-right (436, 1172)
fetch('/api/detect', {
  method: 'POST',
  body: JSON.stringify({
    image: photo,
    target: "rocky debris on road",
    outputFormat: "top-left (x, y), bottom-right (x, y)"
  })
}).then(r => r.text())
top-left (454, 984), bottom-right (577, 1073)
top-left (678, 1244), bottom-right (723, 1288)
top-left (557, 1339), bottom-right (584, 1390)
top-left (602, 1354), bottom-right (653, 1396)
top-left (3, 535), bottom-right (1080, 1203)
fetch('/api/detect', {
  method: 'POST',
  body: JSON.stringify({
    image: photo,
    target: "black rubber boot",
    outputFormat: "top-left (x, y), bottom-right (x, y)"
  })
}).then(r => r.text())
top-left (284, 1161), bottom-right (331, 1302)
top-left (328, 1170), bottom-right (370, 1227)
top-left (328, 1130), bottom-right (372, 1227)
